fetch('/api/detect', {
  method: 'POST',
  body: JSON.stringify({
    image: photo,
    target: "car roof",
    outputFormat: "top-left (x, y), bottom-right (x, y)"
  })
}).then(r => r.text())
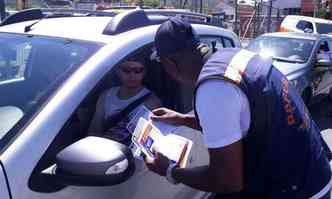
top-left (0, 16), bottom-right (115, 43)
top-left (0, 15), bottom-right (238, 44)
top-left (259, 32), bottom-right (327, 40)
top-left (285, 15), bottom-right (332, 24)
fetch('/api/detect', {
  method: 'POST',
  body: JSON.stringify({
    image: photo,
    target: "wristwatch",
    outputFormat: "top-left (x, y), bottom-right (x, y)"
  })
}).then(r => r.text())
top-left (166, 162), bottom-right (179, 185)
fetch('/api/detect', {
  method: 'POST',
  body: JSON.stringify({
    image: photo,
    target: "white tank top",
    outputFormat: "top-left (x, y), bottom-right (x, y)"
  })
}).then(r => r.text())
top-left (104, 86), bottom-right (150, 119)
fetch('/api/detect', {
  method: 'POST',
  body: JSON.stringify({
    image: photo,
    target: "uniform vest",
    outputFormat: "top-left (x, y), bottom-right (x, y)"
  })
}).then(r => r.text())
top-left (193, 48), bottom-right (332, 198)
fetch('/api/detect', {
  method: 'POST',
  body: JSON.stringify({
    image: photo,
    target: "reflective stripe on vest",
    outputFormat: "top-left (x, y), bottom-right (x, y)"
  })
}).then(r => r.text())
top-left (224, 49), bottom-right (256, 84)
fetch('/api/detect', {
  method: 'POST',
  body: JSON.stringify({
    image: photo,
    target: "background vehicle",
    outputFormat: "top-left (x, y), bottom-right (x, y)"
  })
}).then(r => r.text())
top-left (74, 0), bottom-right (98, 10)
top-left (42, 0), bottom-right (74, 8)
top-left (247, 32), bottom-right (332, 104)
top-left (279, 15), bottom-right (332, 34)
top-left (0, 8), bottom-right (240, 199)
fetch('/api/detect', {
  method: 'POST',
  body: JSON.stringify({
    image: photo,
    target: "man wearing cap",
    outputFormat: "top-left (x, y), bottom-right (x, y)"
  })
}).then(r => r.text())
top-left (145, 17), bottom-right (332, 198)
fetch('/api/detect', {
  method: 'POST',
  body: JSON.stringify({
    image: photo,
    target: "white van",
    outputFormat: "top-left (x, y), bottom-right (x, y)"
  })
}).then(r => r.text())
top-left (279, 15), bottom-right (332, 34)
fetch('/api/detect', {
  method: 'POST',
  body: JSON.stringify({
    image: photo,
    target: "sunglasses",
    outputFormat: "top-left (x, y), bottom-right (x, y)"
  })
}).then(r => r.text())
top-left (121, 67), bottom-right (144, 74)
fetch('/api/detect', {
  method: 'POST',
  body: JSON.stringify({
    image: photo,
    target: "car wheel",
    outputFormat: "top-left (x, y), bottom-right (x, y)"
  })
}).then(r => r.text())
top-left (302, 88), bottom-right (312, 106)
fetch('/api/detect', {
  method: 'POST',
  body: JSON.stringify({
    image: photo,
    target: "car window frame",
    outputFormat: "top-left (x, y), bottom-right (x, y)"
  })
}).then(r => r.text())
top-left (296, 20), bottom-right (314, 32)
top-left (199, 34), bottom-right (235, 50)
top-left (27, 42), bottom-right (165, 192)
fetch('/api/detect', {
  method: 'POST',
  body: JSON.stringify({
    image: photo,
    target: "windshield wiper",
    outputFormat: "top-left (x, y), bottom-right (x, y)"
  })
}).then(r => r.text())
top-left (272, 56), bottom-right (305, 64)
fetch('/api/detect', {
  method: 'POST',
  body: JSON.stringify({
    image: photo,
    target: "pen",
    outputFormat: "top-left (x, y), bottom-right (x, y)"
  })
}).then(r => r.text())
top-left (177, 141), bottom-right (189, 168)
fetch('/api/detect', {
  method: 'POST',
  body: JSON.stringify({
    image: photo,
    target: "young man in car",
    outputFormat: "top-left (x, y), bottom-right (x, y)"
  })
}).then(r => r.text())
top-left (144, 17), bottom-right (332, 198)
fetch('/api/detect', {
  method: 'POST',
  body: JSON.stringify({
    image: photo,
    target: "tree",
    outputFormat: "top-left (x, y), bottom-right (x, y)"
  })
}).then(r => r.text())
top-left (317, 7), bottom-right (328, 18)
top-left (313, 0), bottom-right (321, 17)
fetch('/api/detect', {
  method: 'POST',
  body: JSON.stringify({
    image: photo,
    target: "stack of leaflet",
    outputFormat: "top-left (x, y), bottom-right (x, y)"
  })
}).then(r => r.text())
top-left (127, 106), bottom-right (193, 168)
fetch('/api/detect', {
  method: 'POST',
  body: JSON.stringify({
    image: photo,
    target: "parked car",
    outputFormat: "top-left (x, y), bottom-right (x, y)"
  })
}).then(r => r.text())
top-left (42, 0), bottom-right (74, 8)
top-left (0, 8), bottom-right (240, 199)
top-left (279, 15), bottom-right (332, 34)
top-left (247, 32), bottom-right (332, 104)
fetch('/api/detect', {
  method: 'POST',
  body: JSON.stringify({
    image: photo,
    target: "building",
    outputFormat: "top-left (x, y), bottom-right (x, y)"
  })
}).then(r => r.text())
top-left (204, 0), bottom-right (299, 37)
top-left (301, 0), bottom-right (330, 17)
top-left (301, 0), bottom-right (315, 16)
top-left (238, 3), bottom-right (255, 38)
top-left (238, 0), bottom-right (288, 38)
top-left (273, 0), bottom-right (301, 15)
top-left (211, 0), bottom-right (235, 30)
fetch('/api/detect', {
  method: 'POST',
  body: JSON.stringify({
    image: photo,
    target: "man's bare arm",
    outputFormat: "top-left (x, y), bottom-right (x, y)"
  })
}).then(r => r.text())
top-left (151, 108), bottom-right (201, 130)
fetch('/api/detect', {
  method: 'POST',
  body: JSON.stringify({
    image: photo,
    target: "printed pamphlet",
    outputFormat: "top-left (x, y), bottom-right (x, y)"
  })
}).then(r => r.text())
top-left (127, 106), bottom-right (193, 168)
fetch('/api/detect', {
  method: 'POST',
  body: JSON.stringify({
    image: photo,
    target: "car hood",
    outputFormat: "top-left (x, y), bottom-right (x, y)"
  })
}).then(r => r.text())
top-left (272, 60), bottom-right (308, 78)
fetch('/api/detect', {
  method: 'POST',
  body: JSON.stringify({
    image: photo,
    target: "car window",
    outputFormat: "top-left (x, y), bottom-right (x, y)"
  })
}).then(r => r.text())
top-left (200, 36), bottom-right (223, 50)
top-left (327, 40), bottom-right (332, 51)
top-left (296, 20), bottom-right (314, 32)
top-left (316, 23), bottom-right (332, 34)
top-left (223, 37), bottom-right (234, 47)
top-left (246, 36), bottom-right (315, 63)
top-left (200, 36), bottom-right (234, 50)
top-left (35, 43), bottom-right (173, 160)
top-left (0, 33), bottom-right (101, 145)
top-left (316, 40), bottom-right (332, 63)
top-left (318, 41), bottom-right (330, 52)
top-left (0, 42), bottom-right (31, 82)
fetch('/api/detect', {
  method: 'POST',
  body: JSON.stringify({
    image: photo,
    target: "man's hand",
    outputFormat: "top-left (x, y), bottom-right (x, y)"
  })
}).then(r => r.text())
top-left (151, 108), bottom-right (187, 126)
top-left (145, 151), bottom-right (171, 177)
top-left (151, 108), bottom-right (201, 130)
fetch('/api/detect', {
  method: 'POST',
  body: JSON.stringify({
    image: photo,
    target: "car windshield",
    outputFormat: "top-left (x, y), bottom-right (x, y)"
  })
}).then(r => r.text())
top-left (246, 36), bottom-right (315, 63)
top-left (0, 33), bottom-right (101, 143)
top-left (316, 23), bottom-right (332, 34)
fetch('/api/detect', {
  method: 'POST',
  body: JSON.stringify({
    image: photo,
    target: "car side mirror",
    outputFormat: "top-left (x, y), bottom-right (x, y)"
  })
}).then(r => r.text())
top-left (41, 136), bottom-right (135, 186)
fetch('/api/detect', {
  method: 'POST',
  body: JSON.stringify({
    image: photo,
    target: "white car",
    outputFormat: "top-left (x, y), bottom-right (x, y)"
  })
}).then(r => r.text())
top-left (0, 8), bottom-right (240, 199)
top-left (279, 15), bottom-right (332, 34)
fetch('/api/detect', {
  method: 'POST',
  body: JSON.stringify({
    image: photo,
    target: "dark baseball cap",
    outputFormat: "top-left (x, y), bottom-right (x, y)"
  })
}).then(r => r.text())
top-left (154, 17), bottom-right (200, 58)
